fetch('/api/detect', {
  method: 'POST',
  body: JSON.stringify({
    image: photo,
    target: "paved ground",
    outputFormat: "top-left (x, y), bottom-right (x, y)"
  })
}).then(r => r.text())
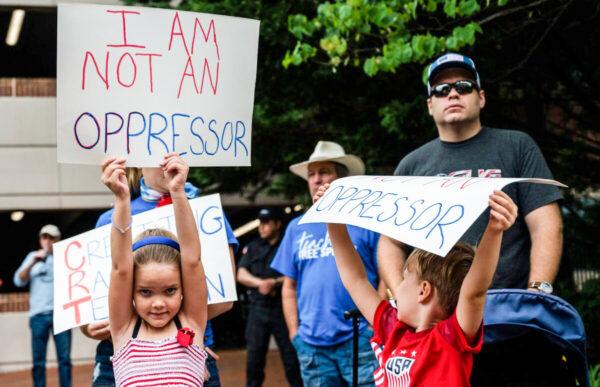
top-left (0, 349), bottom-right (287, 387)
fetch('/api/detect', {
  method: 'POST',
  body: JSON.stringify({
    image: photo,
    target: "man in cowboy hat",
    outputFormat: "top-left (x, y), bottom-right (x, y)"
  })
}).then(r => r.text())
top-left (271, 141), bottom-right (380, 386)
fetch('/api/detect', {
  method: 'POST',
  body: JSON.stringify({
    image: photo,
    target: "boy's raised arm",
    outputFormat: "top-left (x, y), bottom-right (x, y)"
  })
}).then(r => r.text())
top-left (327, 224), bottom-right (383, 325)
top-left (314, 184), bottom-right (382, 325)
top-left (457, 191), bottom-right (518, 340)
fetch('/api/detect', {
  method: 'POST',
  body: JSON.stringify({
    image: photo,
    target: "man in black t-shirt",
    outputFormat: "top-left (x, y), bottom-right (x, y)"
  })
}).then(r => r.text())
top-left (237, 208), bottom-right (302, 387)
top-left (379, 53), bottom-right (563, 294)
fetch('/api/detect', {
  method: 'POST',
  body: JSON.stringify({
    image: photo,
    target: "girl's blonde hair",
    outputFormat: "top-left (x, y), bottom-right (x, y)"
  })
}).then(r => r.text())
top-left (132, 229), bottom-right (181, 269)
top-left (126, 168), bottom-right (143, 197)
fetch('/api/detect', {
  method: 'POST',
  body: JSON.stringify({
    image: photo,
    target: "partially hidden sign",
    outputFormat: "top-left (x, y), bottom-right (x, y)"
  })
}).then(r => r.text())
top-left (57, 4), bottom-right (259, 166)
top-left (53, 194), bottom-right (236, 333)
top-left (300, 176), bottom-right (566, 257)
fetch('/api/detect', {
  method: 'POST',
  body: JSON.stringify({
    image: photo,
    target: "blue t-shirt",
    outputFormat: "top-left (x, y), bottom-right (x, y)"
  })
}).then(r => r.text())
top-left (270, 216), bottom-right (380, 346)
top-left (95, 195), bottom-right (238, 347)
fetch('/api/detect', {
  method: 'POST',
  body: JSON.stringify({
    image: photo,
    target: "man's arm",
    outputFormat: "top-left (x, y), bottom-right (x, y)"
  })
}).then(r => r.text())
top-left (281, 277), bottom-right (299, 339)
top-left (377, 235), bottom-right (408, 300)
top-left (14, 251), bottom-right (46, 286)
top-left (525, 202), bottom-right (563, 286)
top-left (237, 267), bottom-right (264, 288)
top-left (237, 267), bottom-right (278, 295)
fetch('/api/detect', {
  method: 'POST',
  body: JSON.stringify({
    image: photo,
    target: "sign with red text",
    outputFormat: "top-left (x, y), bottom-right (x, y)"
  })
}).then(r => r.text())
top-left (52, 194), bottom-right (235, 333)
top-left (300, 176), bottom-right (566, 257)
top-left (57, 4), bottom-right (259, 166)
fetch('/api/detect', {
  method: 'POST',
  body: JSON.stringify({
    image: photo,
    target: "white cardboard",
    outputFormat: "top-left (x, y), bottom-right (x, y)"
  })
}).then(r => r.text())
top-left (57, 4), bottom-right (259, 166)
top-left (300, 176), bottom-right (566, 257)
top-left (53, 194), bottom-right (236, 333)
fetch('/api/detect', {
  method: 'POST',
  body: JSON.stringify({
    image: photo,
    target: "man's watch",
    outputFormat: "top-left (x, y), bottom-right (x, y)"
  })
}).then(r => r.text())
top-left (528, 281), bottom-right (553, 294)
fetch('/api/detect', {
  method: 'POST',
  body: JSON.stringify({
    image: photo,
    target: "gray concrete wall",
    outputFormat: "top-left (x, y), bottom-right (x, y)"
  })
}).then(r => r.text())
top-left (0, 97), bottom-right (114, 210)
top-left (0, 312), bottom-right (97, 373)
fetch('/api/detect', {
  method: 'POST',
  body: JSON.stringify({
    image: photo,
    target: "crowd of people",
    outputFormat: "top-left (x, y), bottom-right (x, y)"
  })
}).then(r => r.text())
top-left (13, 53), bottom-right (563, 386)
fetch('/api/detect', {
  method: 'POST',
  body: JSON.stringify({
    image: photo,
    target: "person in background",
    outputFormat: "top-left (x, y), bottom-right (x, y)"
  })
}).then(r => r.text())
top-left (378, 52), bottom-right (563, 298)
top-left (14, 224), bottom-right (72, 387)
top-left (237, 208), bottom-right (302, 387)
top-left (271, 141), bottom-right (380, 386)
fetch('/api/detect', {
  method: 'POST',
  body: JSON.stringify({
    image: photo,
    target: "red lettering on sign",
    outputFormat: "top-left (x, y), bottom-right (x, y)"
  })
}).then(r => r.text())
top-left (63, 296), bottom-right (92, 325)
top-left (62, 240), bottom-right (92, 325)
top-left (191, 18), bottom-right (220, 60)
top-left (168, 12), bottom-right (190, 56)
top-left (135, 53), bottom-right (162, 93)
top-left (82, 51), bottom-right (110, 90)
top-left (106, 10), bottom-right (146, 49)
top-left (177, 56), bottom-right (199, 98)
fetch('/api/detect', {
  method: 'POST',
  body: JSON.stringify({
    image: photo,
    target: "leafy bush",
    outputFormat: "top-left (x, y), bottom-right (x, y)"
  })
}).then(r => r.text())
top-left (590, 363), bottom-right (600, 387)
top-left (563, 279), bottom-right (600, 365)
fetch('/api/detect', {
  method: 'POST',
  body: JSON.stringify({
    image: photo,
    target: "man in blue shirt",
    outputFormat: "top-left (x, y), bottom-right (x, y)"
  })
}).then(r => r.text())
top-left (271, 141), bottom-right (380, 386)
top-left (14, 224), bottom-right (72, 387)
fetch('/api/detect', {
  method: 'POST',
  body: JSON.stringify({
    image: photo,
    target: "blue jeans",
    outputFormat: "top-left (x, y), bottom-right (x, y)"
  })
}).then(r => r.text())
top-left (30, 312), bottom-right (72, 387)
top-left (204, 352), bottom-right (221, 387)
top-left (92, 340), bottom-right (114, 387)
top-left (291, 328), bottom-right (377, 387)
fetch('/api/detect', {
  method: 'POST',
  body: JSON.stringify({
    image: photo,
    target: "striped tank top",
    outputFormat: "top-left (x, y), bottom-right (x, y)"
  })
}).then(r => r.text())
top-left (112, 316), bottom-right (207, 386)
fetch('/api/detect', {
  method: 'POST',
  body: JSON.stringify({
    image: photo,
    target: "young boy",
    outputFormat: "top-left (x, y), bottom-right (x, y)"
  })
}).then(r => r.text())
top-left (313, 185), bottom-right (518, 386)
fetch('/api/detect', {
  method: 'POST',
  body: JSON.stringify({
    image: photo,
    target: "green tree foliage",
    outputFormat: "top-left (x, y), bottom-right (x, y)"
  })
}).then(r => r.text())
top-left (131, 0), bottom-right (599, 200)
top-left (282, 0), bottom-right (504, 77)
top-left (129, 0), bottom-right (433, 203)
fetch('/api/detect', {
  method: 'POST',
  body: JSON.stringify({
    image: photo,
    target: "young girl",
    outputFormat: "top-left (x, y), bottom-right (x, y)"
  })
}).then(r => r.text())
top-left (101, 153), bottom-right (208, 386)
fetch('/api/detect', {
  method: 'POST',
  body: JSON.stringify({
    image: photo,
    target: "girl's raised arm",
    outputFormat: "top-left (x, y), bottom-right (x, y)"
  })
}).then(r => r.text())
top-left (101, 158), bottom-right (135, 341)
top-left (162, 153), bottom-right (207, 332)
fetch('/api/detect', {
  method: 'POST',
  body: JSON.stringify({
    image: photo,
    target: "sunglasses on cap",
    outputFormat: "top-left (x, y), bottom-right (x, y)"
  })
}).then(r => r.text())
top-left (429, 80), bottom-right (478, 98)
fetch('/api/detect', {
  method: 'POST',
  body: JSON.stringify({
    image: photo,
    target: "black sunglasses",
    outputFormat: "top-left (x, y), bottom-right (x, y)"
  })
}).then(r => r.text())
top-left (430, 80), bottom-right (478, 97)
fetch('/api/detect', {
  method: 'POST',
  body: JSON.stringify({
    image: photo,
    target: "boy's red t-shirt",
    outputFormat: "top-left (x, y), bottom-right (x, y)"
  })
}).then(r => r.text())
top-left (370, 300), bottom-right (483, 386)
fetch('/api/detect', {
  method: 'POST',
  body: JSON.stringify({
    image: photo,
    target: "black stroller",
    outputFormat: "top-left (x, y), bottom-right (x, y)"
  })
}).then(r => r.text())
top-left (472, 289), bottom-right (589, 387)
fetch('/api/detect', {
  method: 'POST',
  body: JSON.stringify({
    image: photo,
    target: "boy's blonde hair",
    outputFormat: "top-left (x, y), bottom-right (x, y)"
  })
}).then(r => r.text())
top-left (132, 229), bottom-right (181, 269)
top-left (405, 243), bottom-right (475, 316)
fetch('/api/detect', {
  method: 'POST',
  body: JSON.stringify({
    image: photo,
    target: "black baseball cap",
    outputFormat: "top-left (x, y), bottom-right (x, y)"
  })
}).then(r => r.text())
top-left (258, 208), bottom-right (283, 221)
top-left (426, 52), bottom-right (481, 95)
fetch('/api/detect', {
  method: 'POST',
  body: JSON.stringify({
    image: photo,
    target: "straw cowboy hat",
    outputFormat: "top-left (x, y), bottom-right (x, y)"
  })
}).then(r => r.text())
top-left (289, 141), bottom-right (365, 180)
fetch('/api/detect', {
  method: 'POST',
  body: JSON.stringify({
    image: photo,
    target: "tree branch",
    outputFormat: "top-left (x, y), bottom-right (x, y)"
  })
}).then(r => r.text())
top-left (479, 0), bottom-right (560, 26)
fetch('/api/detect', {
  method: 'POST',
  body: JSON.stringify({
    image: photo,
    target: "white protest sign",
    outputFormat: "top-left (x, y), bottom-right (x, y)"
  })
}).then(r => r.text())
top-left (300, 176), bottom-right (566, 257)
top-left (52, 194), bottom-right (235, 333)
top-left (57, 4), bottom-right (259, 166)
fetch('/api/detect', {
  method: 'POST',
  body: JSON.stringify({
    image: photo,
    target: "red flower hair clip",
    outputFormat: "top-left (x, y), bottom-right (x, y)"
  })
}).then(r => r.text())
top-left (177, 327), bottom-right (195, 347)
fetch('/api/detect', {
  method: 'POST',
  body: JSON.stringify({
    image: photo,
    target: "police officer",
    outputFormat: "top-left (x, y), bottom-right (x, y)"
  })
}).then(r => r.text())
top-left (237, 208), bottom-right (302, 387)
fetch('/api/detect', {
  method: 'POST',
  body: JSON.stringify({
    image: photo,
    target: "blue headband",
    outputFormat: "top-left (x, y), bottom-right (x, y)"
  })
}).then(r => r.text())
top-left (132, 236), bottom-right (180, 252)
